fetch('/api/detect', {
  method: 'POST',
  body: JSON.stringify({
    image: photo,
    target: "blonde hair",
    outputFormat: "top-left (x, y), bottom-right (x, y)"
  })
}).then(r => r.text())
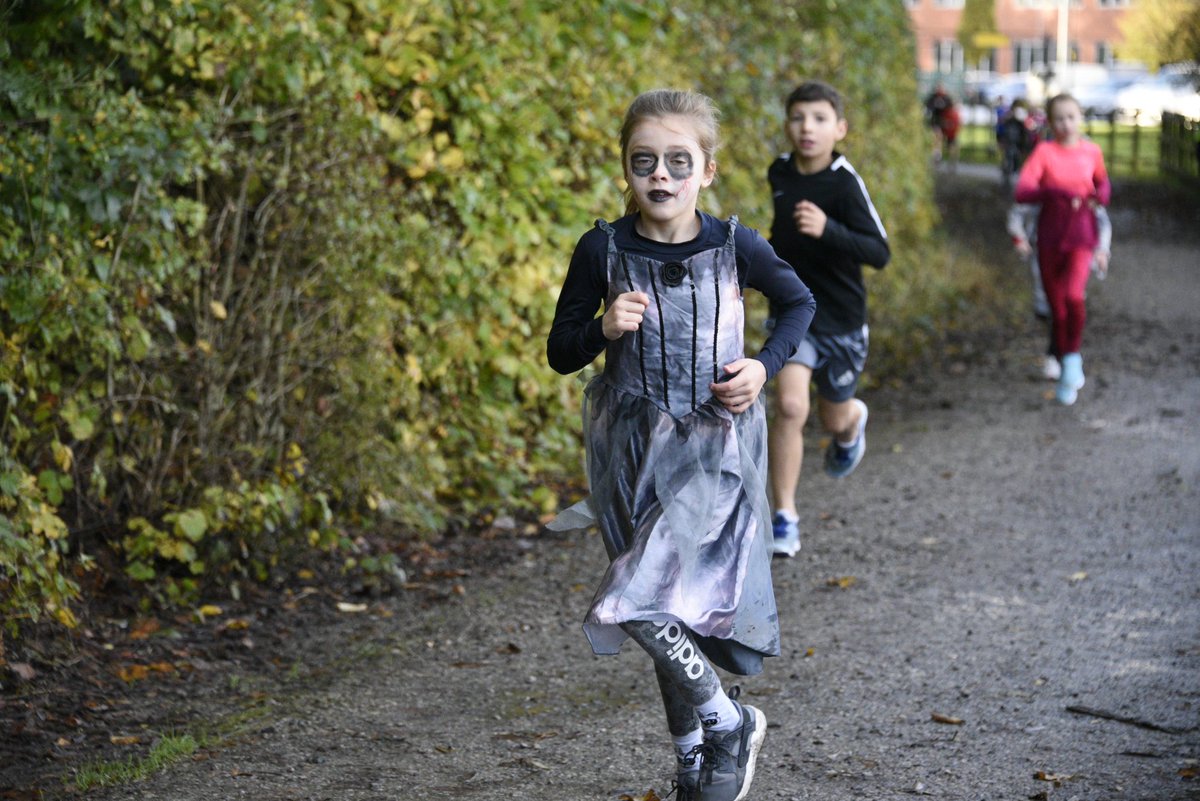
top-left (619, 89), bottom-right (721, 216)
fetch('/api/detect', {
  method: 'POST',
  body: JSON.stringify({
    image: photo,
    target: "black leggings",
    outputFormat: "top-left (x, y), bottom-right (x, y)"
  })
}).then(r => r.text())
top-left (621, 620), bottom-right (722, 736)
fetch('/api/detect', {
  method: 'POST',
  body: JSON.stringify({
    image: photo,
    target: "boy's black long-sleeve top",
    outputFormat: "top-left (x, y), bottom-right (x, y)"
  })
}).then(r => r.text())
top-left (547, 212), bottom-right (815, 378)
top-left (768, 151), bottom-right (890, 335)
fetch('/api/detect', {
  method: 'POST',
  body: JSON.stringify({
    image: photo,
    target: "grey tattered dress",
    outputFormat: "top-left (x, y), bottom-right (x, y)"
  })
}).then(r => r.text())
top-left (553, 217), bottom-right (780, 675)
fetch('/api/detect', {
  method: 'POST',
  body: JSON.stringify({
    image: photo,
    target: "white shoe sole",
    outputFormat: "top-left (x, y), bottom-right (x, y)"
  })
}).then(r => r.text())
top-left (734, 706), bottom-right (767, 801)
top-left (771, 533), bottom-right (800, 557)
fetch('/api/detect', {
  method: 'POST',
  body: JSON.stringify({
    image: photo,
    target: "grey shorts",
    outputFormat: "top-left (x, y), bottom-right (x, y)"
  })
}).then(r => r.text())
top-left (786, 325), bottom-right (869, 403)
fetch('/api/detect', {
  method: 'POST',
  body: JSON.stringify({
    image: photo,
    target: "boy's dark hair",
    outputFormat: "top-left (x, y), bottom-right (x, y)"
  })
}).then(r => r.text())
top-left (785, 81), bottom-right (845, 119)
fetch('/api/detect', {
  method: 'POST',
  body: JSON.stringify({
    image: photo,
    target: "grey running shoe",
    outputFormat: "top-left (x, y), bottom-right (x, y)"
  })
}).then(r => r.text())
top-left (697, 698), bottom-right (766, 801)
top-left (824, 398), bottom-right (868, 478)
top-left (669, 758), bottom-right (701, 801)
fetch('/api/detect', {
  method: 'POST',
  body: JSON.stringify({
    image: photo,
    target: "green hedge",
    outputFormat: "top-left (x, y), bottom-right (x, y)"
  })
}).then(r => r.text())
top-left (0, 0), bottom-right (936, 634)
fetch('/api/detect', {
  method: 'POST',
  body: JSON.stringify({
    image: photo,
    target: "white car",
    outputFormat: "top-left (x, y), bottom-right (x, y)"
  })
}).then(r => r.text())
top-left (1116, 69), bottom-right (1200, 125)
top-left (1072, 73), bottom-right (1146, 119)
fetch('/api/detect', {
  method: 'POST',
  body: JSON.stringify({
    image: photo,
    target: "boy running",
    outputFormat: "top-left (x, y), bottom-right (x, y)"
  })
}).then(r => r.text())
top-left (766, 81), bottom-right (890, 557)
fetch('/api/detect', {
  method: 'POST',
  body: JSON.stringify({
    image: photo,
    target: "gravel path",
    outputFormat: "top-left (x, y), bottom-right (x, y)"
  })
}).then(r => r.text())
top-left (90, 171), bottom-right (1200, 801)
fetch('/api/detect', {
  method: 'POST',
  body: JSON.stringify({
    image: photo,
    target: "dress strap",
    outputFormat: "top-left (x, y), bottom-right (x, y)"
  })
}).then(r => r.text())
top-left (595, 218), bottom-right (617, 254)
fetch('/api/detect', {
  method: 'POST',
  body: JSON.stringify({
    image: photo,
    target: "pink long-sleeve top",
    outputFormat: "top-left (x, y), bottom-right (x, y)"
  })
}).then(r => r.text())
top-left (1014, 139), bottom-right (1111, 253)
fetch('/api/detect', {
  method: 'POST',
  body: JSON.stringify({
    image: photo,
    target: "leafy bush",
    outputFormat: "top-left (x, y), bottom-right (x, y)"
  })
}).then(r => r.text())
top-left (0, 0), bottom-right (940, 634)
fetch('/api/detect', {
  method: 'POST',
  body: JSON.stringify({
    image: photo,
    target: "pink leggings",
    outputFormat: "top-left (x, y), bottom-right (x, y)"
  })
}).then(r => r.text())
top-left (1038, 245), bottom-right (1092, 358)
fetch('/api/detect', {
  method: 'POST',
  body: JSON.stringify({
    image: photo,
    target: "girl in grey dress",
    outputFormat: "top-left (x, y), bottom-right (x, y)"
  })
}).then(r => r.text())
top-left (547, 89), bottom-right (814, 801)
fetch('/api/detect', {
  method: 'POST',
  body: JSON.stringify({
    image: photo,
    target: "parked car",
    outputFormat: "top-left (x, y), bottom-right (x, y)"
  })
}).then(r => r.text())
top-left (1116, 66), bottom-right (1200, 125)
top-left (1072, 71), bottom-right (1147, 119)
top-left (977, 73), bottom-right (1036, 107)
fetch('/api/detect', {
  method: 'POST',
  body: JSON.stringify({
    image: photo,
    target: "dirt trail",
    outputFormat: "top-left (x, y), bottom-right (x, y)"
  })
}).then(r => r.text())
top-left (80, 171), bottom-right (1200, 801)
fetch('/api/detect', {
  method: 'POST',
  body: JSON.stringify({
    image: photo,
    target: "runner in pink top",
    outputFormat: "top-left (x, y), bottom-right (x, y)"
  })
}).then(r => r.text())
top-left (1014, 93), bottom-right (1111, 405)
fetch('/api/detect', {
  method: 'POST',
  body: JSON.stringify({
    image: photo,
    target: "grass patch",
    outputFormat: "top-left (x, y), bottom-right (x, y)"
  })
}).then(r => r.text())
top-left (71, 732), bottom-right (202, 792)
top-left (954, 121), bottom-right (1163, 178)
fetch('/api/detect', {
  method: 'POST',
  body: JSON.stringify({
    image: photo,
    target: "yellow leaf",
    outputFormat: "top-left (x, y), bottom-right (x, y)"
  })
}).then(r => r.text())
top-left (377, 112), bottom-right (405, 141)
top-left (405, 353), bottom-right (422, 382)
top-left (439, 147), bottom-right (465, 171)
top-left (118, 665), bottom-right (150, 683)
top-left (53, 441), bottom-right (74, 472)
top-left (110, 735), bottom-right (141, 746)
top-left (196, 339), bottom-right (213, 355)
top-left (53, 606), bottom-right (79, 629)
top-left (209, 300), bottom-right (227, 320)
top-left (198, 604), bottom-right (223, 617)
top-left (1068, 571), bottom-right (1088, 583)
top-left (414, 107), bottom-right (435, 134)
top-left (336, 602), bottom-right (368, 613)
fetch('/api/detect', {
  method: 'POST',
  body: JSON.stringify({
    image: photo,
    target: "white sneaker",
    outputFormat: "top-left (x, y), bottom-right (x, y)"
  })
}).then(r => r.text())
top-left (1041, 355), bottom-right (1061, 381)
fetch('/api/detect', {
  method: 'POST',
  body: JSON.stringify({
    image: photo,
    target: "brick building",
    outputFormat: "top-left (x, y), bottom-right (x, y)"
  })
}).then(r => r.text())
top-left (907, 0), bottom-right (1133, 76)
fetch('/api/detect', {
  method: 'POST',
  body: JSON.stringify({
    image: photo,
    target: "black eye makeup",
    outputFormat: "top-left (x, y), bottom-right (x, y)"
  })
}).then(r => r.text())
top-left (629, 149), bottom-right (696, 180)
top-left (630, 153), bottom-right (658, 177)
top-left (665, 150), bottom-right (694, 180)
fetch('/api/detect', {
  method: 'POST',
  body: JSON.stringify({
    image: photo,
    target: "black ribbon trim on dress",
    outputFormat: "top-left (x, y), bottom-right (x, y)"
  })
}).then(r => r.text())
top-left (645, 257), bottom-right (670, 411)
top-left (619, 252), bottom-right (649, 397)
top-left (687, 262), bottom-right (698, 410)
top-left (712, 249), bottom-right (721, 383)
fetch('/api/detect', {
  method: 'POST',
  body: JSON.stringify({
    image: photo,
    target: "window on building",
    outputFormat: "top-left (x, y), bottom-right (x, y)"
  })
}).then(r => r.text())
top-left (1013, 39), bottom-right (1053, 73)
top-left (934, 39), bottom-right (964, 73)
top-left (1095, 42), bottom-right (1113, 65)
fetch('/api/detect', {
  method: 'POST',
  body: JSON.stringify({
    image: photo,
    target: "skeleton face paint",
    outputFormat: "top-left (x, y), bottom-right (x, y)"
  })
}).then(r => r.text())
top-left (624, 115), bottom-right (714, 242)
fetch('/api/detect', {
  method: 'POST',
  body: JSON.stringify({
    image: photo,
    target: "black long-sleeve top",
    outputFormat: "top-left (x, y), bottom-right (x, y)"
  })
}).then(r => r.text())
top-left (768, 152), bottom-right (890, 335)
top-left (547, 212), bottom-right (815, 378)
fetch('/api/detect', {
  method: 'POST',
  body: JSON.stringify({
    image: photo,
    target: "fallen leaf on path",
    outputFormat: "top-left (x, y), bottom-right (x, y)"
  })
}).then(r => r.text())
top-left (1067, 571), bottom-right (1088, 583)
top-left (10, 662), bottom-right (36, 681)
top-left (825, 576), bottom-right (857, 589)
top-left (197, 604), bottom-right (223, 618)
top-left (1179, 766), bottom-right (1198, 779)
top-left (931, 712), bottom-right (964, 725)
top-left (118, 664), bottom-right (150, 683)
top-left (110, 735), bottom-right (141, 746)
top-left (336, 602), bottom-right (368, 613)
top-left (129, 618), bottom-right (161, 640)
top-left (1033, 770), bottom-right (1074, 786)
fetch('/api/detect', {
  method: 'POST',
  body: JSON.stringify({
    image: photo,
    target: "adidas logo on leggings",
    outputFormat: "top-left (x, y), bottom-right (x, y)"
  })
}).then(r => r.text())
top-left (654, 621), bottom-right (705, 680)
